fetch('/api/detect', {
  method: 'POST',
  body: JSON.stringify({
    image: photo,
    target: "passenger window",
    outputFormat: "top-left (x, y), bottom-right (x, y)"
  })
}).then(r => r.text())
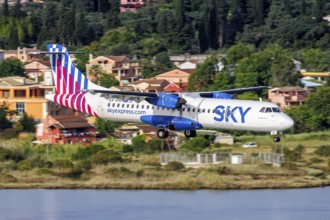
top-left (187, 108), bottom-right (190, 112)
top-left (202, 109), bottom-right (205, 113)
top-left (137, 105), bottom-right (139, 108)
top-left (265, 108), bottom-right (272, 113)
top-left (117, 103), bottom-right (120, 107)
top-left (112, 103), bottom-right (115, 107)
top-left (157, 107), bottom-right (159, 110)
top-left (122, 104), bottom-right (125, 108)
top-left (141, 105), bottom-right (144, 109)
top-left (212, 109), bottom-right (215, 113)
top-left (126, 104), bottom-right (129, 108)
top-left (146, 105), bottom-right (149, 109)
top-left (183, 107), bottom-right (185, 111)
top-left (152, 106), bottom-right (154, 110)
top-left (192, 108), bottom-right (195, 112)
top-left (208, 109), bottom-right (210, 113)
top-left (260, 107), bottom-right (265, 113)
top-left (131, 104), bottom-right (134, 108)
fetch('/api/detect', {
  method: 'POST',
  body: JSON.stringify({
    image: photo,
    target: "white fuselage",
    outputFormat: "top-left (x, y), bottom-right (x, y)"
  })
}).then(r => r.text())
top-left (46, 92), bottom-right (293, 132)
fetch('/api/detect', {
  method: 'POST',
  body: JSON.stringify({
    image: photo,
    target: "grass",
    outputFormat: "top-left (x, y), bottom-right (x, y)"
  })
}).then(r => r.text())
top-left (1, 131), bottom-right (330, 189)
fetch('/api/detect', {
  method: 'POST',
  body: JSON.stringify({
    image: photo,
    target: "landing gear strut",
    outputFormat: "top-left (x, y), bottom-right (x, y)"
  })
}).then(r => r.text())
top-left (271, 131), bottom-right (281, 142)
top-left (157, 129), bottom-right (169, 139)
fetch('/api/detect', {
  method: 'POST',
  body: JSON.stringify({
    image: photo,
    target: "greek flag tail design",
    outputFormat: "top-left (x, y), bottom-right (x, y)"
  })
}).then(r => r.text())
top-left (47, 44), bottom-right (101, 117)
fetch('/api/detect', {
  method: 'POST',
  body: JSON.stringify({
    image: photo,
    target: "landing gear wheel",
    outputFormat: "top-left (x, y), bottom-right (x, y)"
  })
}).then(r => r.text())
top-left (273, 136), bottom-right (281, 142)
top-left (157, 129), bottom-right (169, 139)
top-left (184, 130), bottom-right (196, 138)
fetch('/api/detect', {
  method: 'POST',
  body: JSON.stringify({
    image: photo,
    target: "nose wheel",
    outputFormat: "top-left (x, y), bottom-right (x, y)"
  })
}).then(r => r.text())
top-left (271, 131), bottom-right (281, 142)
top-left (273, 136), bottom-right (281, 142)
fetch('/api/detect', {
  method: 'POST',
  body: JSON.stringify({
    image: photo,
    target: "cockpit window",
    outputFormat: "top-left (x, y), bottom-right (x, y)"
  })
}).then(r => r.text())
top-left (259, 107), bottom-right (265, 113)
top-left (272, 107), bottom-right (281, 113)
top-left (265, 108), bottom-right (272, 113)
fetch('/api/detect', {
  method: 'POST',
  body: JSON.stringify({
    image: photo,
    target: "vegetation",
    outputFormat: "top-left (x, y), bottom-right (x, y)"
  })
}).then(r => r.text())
top-left (0, 131), bottom-right (330, 189)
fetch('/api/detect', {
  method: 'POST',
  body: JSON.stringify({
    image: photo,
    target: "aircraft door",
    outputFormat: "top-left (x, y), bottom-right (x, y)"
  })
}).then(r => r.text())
top-left (97, 101), bottom-right (104, 116)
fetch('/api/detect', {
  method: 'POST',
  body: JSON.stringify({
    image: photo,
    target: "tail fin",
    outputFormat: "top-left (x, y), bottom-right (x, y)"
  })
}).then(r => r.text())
top-left (47, 44), bottom-right (102, 94)
top-left (46, 44), bottom-right (102, 117)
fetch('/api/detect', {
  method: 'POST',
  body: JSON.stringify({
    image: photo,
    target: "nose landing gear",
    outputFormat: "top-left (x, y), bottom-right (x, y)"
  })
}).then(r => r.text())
top-left (271, 131), bottom-right (281, 142)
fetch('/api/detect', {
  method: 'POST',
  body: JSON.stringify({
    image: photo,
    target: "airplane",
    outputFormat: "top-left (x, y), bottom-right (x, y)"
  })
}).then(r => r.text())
top-left (40, 44), bottom-right (294, 142)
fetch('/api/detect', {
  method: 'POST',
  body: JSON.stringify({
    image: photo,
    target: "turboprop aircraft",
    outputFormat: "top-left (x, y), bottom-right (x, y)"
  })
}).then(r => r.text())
top-left (38, 44), bottom-right (294, 142)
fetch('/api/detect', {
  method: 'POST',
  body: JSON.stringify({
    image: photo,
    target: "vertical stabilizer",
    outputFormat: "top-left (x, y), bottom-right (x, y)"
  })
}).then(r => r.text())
top-left (47, 44), bottom-right (103, 94)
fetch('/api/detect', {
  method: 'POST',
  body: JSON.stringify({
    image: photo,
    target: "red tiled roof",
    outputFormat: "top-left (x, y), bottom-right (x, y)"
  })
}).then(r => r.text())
top-left (50, 115), bottom-right (94, 129)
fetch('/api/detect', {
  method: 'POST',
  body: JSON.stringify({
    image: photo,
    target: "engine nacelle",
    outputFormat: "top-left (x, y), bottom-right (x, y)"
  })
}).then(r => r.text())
top-left (146, 93), bottom-right (185, 109)
top-left (212, 92), bottom-right (234, 99)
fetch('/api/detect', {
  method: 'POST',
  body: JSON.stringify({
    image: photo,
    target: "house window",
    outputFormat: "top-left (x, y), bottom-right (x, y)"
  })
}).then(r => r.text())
top-left (2, 90), bottom-right (9, 98)
top-left (14, 90), bottom-right (26, 98)
top-left (16, 102), bottom-right (25, 115)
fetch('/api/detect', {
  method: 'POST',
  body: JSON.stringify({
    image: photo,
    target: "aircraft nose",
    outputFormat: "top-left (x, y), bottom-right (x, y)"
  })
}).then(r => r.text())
top-left (282, 114), bottom-right (294, 130)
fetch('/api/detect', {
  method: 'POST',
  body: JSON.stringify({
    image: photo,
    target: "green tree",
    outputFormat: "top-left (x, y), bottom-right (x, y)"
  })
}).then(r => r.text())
top-left (17, 113), bottom-right (36, 132)
top-left (0, 104), bottom-right (14, 130)
top-left (154, 51), bottom-right (174, 74)
top-left (94, 118), bottom-right (123, 136)
top-left (188, 55), bottom-right (219, 91)
top-left (0, 58), bottom-right (24, 77)
top-left (37, 1), bottom-right (58, 47)
top-left (98, 73), bottom-right (119, 89)
top-left (286, 87), bottom-right (330, 132)
top-left (226, 43), bottom-right (253, 64)
top-left (303, 49), bottom-right (328, 71)
top-left (179, 136), bottom-right (210, 152)
top-left (132, 135), bottom-right (146, 153)
top-left (8, 21), bottom-right (19, 49)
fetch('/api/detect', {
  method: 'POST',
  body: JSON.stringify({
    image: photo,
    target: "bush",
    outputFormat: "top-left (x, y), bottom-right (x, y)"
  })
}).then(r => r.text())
top-left (16, 155), bottom-right (49, 170)
top-left (179, 136), bottom-right (210, 153)
top-left (215, 166), bottom-right (232, 175)
top-left (89, 150), bottom-right (122, 165)
top-left (0, 147), bottom-right (25, 162)
top-left (72, 144), bottom-right (105, 160)
top-left (165, 161), bottom-right (185, 171)
top-left (76, 160), bottom-right (92, 171)
top-left (122, 144), bottom-right (133, 153)
top-left (53, 159), bottom-right (73, 169)
top-left (309, 157), bottom-right (323, 164)
top-left (136, 169), bottom-right (144, 177)
top-left (314, 145), bottom-right (330, 157)
top-left (67, 167), bottom-right (84, 179)
top-left (0, 129), bottom-right (18, 139)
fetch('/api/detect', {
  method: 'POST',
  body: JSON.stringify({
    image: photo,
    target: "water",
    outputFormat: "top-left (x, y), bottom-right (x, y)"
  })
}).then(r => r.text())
top-left (0, 187), bottom-right (330, 220)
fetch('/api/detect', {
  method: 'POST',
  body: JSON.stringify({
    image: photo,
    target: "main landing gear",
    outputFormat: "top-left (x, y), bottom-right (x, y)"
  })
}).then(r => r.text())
top-left (271, 131), bottom-right (281, 142)
top-left (157, 129), bottom-right (169, 139)
top-left (184, 130), bottom-right (196, 138)
top-left (156, 129), bottom-right (197, 139)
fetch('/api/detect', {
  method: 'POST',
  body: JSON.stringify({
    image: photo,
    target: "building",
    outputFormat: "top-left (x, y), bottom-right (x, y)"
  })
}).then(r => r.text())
top-left (24, 60), bottom-right (52, 82)
top-left (170, 53), bottom-right (225, 68)
top-left (126, 79), bottom-right (170, 92)
top-left (4, 47), bottom-right (44, 63)
top-left (163, 82), bottom-right (188, 92)
top-left (113, 123), bottom-right (178, 148)
top-left (86, 55), bottom-right (141, 86)
top-left (154, 69), bottom-right (191, 84)
top-left (120, 0), bottom-right (146, 13)
top-left (0, 76), bottom-right (55, 120)
top-left (268, 86), bottom-right (309, 109)
top-left (36, 114), bottom-right (96, 146)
